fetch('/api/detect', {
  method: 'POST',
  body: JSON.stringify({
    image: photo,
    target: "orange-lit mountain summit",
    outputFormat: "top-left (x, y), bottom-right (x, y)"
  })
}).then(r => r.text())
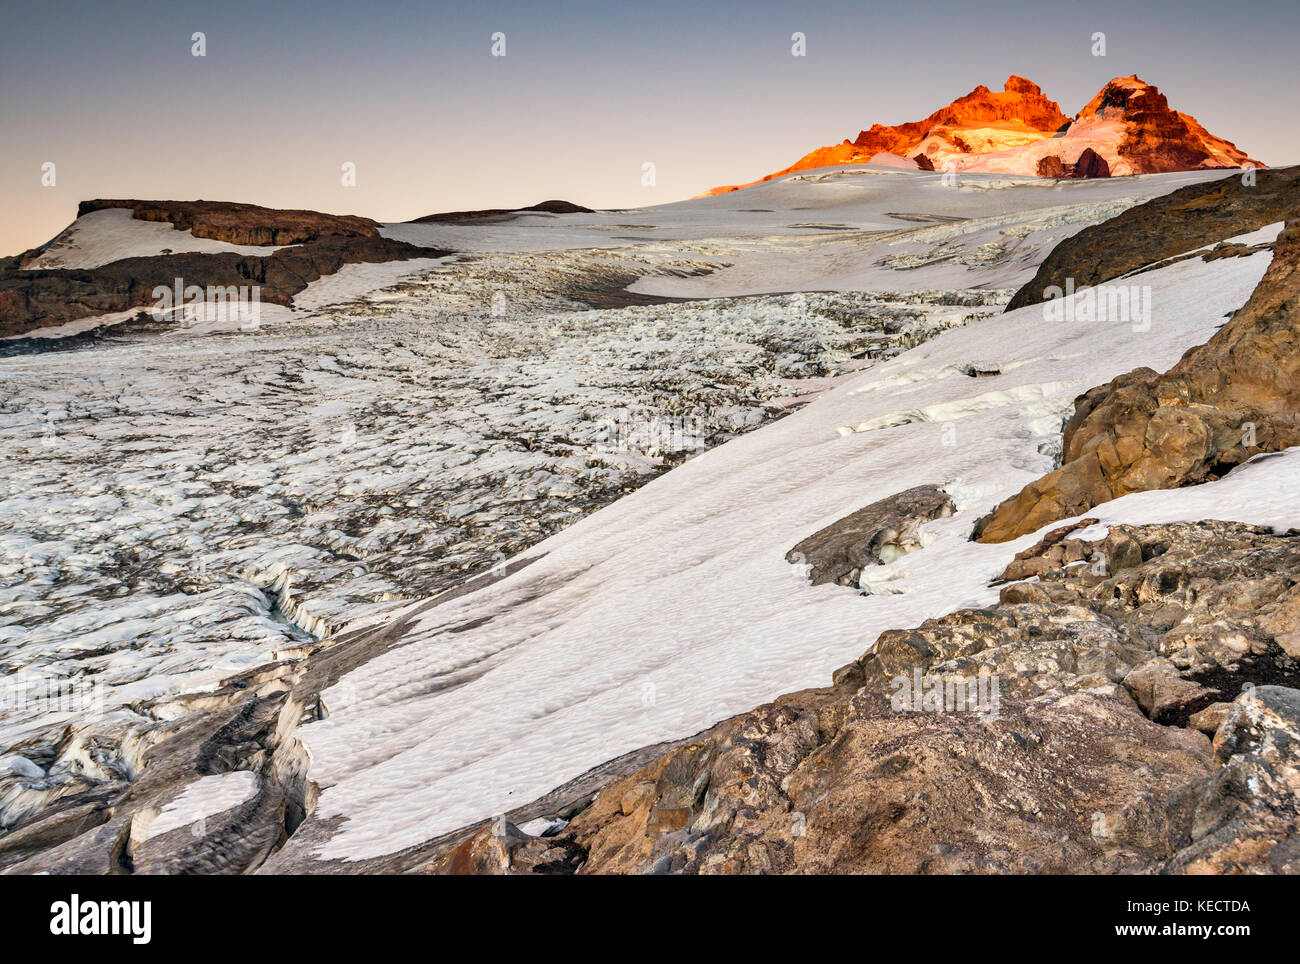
top-left (704, 75), bottom-right (1262, 194)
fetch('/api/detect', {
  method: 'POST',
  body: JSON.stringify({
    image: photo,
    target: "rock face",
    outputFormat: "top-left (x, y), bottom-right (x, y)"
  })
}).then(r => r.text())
top-left (1036, 148), bottom-right (1110, 179)
top-left (1036, 154), bottom-right (1068, 178)
top-left (0, 202), bottom-right (451, 338)
top-left (704, 75), bottom-right (1260, 195)
top-left (1074, 77), bottom-right (1254, 175)
top-left (786, 484), bottom-right (954, 586)
top-left (1006, 165), bottom-right (1300, 312)
top-left (78, 199), bottom-right (380, 246)
top-left (705, 76), bottom-right (1068, 194)
top-left (977, 213), bottom-right (1300, 543)
top-left (427, 519), bottom-right (1300, 874)
top-left (1073, 147), bottom-right (1111, 178)
top-left (851, 74), bottom-right (1068, 157)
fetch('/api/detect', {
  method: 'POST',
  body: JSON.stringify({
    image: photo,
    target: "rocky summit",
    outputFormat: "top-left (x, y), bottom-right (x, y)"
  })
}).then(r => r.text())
top-left (705, 75), bottom-right (1261, 194)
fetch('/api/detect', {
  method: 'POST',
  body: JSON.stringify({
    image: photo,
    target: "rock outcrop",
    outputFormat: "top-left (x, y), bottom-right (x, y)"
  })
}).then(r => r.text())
top-left (9, 515), bottom-right (1296, 875)
top-left (1073, 147), bottom-right (1112, 179)
top-left (0, 201), bottom-right (452, 339)
top-left (977, 209), bottom-right (1300, 543)
top-left (412, 199), bottom-right (594, 223)
top-left (78, 199), bottom-right (381, 246)
top-left (786, 484), bottom-right (954, 586)
top-left (1073, 77), bottom-right (1255, 175)
top-left (705, 76), bottom-right (1068, 194)
top-left (1036, 148), bottom-right (1110, 179)
top-left (426, 519), bottom-right (1300, 874)
top-left (1006, 166), bottom-right (1300, 312)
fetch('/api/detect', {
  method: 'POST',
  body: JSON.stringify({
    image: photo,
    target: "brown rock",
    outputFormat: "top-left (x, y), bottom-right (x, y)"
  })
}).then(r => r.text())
top-left (1073, 147), bottom-right (1111, 178)
top-left (424, 519), bottom-right (1300, 875)
top-left (979, 213), bottom-right (1300, 542)
top-left (1188, 702), bottom-right (1234, 735)
top-left (78, 199), bottom-right (379, 245)
top-left (1006, 165), bottom-right (1300, 312)
top-left (1036, 155), bottom-right (1068, 178)
top-left (787, 484), bottom-right (954, 587)
top-left (0, 230), bottom-right (451, 339)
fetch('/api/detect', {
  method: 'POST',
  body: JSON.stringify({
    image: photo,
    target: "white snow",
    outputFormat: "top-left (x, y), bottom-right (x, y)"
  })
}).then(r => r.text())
top-left (20, 208), bottom-right (285, 271)
top-left (2, 168), bottom-right (1282, 866)
top-left (290, 228), bottom-right (1287, 862)
top-left (141, 770), bottom-right (260, 840)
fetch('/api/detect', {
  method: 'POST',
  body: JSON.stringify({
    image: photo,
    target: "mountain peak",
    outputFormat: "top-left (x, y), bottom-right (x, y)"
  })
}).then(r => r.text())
top-left (702, 74), bottom-right (1261, 195)
top-left (1004, 74), bottom-right (1044, 94)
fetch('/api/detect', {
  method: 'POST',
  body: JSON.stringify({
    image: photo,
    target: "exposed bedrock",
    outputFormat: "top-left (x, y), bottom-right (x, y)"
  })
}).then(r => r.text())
top-left (977, 216), bottom-right (1300, 543)
top-left (1005, 165), bottom-right (1300, 311)
top-left (786, 484), bottom-right (954, 587)
top-left (77, 199), bottom-right (381, 246)
top-left (0, 235), bottom-right (451, 337)
top-left (1035, 148), bottom-right (1110, 180)
top-left (429, 519), bottom-right (1300, 874)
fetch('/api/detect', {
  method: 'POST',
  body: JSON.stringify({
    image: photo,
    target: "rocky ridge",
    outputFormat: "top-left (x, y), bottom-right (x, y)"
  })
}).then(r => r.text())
top-left (76, 200), bottom-right (381, 246)
top-left (705, 75), bottom-right (1260, 195)
top-left (0, 201), bottom-right (449, 338)
top-left (1005, 166), bottom-right (1300, 312)
top-left (977, 174), bottom-right (1300, 542)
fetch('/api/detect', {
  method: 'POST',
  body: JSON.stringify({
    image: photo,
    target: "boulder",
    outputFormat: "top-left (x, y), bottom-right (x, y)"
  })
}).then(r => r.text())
top-left (786, 484), bottom-right (954, 586)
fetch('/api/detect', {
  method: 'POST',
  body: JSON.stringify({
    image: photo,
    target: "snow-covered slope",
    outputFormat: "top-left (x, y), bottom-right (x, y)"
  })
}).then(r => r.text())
top-left (3, 168), bottom-right (1285, 869)
top-left (19, 208), bottom-right (285, 270)
top-left (275, 226), bottom-right (1290, 863)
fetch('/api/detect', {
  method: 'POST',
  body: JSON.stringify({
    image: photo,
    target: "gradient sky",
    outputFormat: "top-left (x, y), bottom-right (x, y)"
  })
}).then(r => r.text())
top-left (2, 0), bottom-right (1297, 256)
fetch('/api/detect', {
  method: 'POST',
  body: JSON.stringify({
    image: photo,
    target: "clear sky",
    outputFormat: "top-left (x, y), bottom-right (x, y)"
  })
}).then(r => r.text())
top-left (2, 0), bottom-right (1296, 256)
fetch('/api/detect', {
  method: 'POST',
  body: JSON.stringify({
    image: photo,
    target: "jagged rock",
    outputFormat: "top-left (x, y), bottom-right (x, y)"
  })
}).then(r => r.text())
top-left (428, 519), bottom-right (1300, 874)
top-left (978, 216), bottom-right (1300, 542)
top-left (786, 484), bottom-right (954, 586)
top-left (430, 819), bottom-right (585, 875)
top-left (705, 74), bottom-right (1260, 196)
top-left (1074, 77), bottom-right (1243, 175)
top-left (1037, 155), bottom-right (1068, 178)
top-left (1073, 147), bottom-right (1111, 178)
top-left (705, 75), bottom-right (1069, 194)
top-left (1006, 165), bottom-right (1300, 312)
top-left (1036, 150), bottom-right (1109, 179)
top-left (1188, 702), bottom-right (1234, 735)
top-left (1124, 660), bottom-right (1212, 724)
top-left (1165, 685), bottom-right (1300, 873)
